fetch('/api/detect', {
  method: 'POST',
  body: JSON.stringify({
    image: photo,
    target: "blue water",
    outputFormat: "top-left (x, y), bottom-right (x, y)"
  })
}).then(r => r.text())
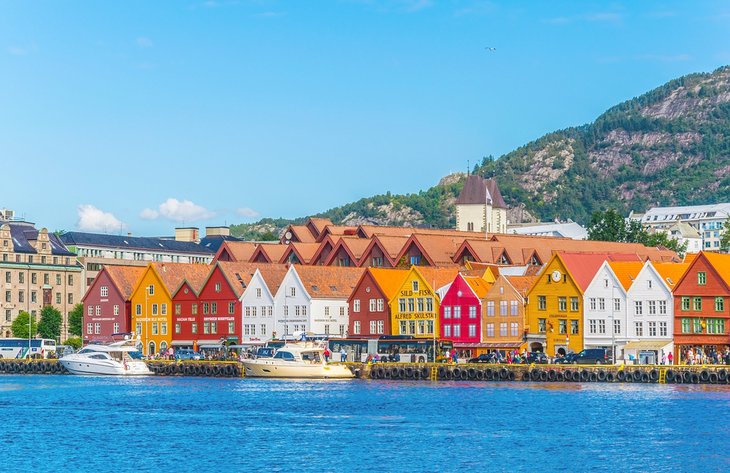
top-left (2, 376), bottom-right (729, 472)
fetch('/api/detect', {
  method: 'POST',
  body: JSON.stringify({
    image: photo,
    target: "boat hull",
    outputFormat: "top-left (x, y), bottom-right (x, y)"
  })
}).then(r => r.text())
top-left (242, 360), bottom-right (354, 379)
top-left (60, 358), bottom-right (151, 376)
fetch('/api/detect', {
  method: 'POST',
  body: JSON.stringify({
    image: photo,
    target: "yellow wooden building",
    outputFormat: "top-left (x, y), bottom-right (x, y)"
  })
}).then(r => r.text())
top-left (129, 262), bottom-right (210, 356)
top-left (525, 253), bottom-right (617, 356)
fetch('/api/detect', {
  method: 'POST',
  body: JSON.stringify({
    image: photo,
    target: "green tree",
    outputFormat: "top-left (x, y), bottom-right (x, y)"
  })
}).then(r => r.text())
top-left (11, 311), bottom-right (38, 339)
top-left (720, 218), bottom-right (730, 253)
top-left (37, 306), bottom-right (63, 340)
top-left (588, 209), bottom-right (687, 256)
top-left (68, 303), bottom-right (83, 337)
top-left (64, 336), bottom-right (83, 350)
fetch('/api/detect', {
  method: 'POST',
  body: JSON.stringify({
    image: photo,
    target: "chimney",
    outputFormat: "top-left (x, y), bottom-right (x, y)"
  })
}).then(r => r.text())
top-left (205, 226), bottom-right (230, 238)
top-left (175, 227), bottom-right (200, 243)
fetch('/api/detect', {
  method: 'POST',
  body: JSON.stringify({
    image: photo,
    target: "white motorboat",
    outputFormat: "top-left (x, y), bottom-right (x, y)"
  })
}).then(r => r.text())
top-left (59, 340), bottom-right (151, 376)
top-left (242, 342), bottom-right (354, 379)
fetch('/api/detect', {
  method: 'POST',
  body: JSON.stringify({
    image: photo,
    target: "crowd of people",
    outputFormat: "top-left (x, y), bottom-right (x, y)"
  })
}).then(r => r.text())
top-left (680, 347), bottom-right (730, 365)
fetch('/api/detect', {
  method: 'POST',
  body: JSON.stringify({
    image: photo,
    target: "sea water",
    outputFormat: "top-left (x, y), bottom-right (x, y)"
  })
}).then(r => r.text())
top-left (1, 375), bottom-right (729, 472)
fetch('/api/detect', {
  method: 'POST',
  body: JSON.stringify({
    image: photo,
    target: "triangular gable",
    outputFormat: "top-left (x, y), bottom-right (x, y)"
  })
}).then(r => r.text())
top-left (279, 242), bottom-right (321, 265)
top-left (395, 236), bottom-right (436, 267)
top-left (358, 236), bottom-right (403, 267)
top-left (308, 236), bottom-right (339, 266)
top-left (103, 265), bottom-right (146, 301)
top-left (452, 240), bottom-right (482, 264)
top-left (675, 251), bottom-right (730, 293)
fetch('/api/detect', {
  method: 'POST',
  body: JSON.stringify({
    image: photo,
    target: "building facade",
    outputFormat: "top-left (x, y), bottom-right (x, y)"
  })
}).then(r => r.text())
top-left (455, 174), bottom-right (508, 234)
top-left (82, 266), bottom-right (144, 344)
top-left (0, 220), bottom-right (82, 341)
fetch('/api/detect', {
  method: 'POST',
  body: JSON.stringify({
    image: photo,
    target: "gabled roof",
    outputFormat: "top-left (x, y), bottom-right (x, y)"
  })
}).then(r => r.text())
top-left (198, 234), bottom-right (242, 253)
top-left (699, 251), bottom-right (730, 288)
top-left (463, 275), bottom-right (492, 299)
top-left (416, 266), bottom-right (462, 292)
top-left (214, 241), bottom-right (258, 263)
top-left (317, 225), bottom-right (358, 242)
top-left (455, 174), bottom-right (508, 208)
top-left (607, 261), bottom-right (645, 291)
top-left (368, 268), bottom-right (411, 300)
top-left (396, 234), bottom-right (465, 267)
top-left (306, 218), bottom-right (334, 239)
top-left (356, 224), bottom-right (486, 240)
top-left (504, 275), bottom-right (537, 297)
top-left (282, 225), bottom-right (316, 244)
top-left (104, 266), bottom-right (146, 300)
top-left (61, 231), bottom-right (213, 255)
top-left (250, 243), bottom-right (288, 263)
top-left (149, 262), bottom-right (211, 297)
top-left (256, 264), bottom-right (291, 296)
top-left (215, 262), bottom-right (282, 298)
top-left (292, 266), bottom-right (365, 299)
top-left (558, 252), bottom-right (641, 292)
top-left (651, 262), bottom-right (690, 289)
top-left (280, 242), bottom-right (321, 264)
top-left (3, 222), bottom-right (76, 256)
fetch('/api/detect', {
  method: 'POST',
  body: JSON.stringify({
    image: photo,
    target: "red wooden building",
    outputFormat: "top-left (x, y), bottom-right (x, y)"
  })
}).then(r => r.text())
top-left (82, 266), bottom-right (144, 344)
top-left (673, 252), bottom-right (730, 363)
top-left (439, 273), bottom-right (491, 357)
top-left (347, 268), bottom-right (409, 338)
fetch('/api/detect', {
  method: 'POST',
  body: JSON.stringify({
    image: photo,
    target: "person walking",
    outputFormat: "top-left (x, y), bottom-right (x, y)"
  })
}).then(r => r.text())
top-left (323, 347), bottom-right (331, 363)
top-left (668, 351), bottom-right (673, 365)
top-left (340, 348), bottom-right (347, 362)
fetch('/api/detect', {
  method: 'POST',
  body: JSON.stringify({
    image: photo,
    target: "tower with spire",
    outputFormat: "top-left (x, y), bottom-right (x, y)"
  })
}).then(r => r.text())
top-left (455, 175), bottom-right (508, 234)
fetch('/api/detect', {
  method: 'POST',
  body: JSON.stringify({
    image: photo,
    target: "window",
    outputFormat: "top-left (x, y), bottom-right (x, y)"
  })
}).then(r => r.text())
top-left (56, 274), bottom-right (61, 285)
top-left (100, 286), bottom-right (108, 297)
top-left (487, 301), bottom-right (494, 316)
top-left (698, 272), bottom-right (706, 286)
top-left (113, 322), bottom-right (119, 333)
top-left (67, 293), bottom-right (73, 304)
top-left (369, 299), bottom-right (376, 311)
top-left (598, 298), bottom-right (605, 311)
top-left (147, 284), bottom-right (153, 295)
top-left (95, 305), bottom-right (101, 316)
top-left (203, 322), bottom-right (210, 334)
top-left (659, 300), bottom-right (667, 314)
top-left (570, 297), bottom-right (579, 312)
top-left (353, 300), bottom-right (360, 312)
top-left (715, 297), bottom-right (724, 312)
top-left (693, 318), bottom-right (702, 333)
top-left (454, 306), bottom-right (461, 319)
top-left (136, 323), bottom-right (142, 335)
top-left (590, 298), bottom-right (596, 310)
top-left (256, 288), bottom-right (262, 298)
top-left (252, 306), bottom-right (258, 317)
top-left (634, 301), bottom-right (643, 316)
top-left (453, 324), bottom-right (461, 337)
top-left (500, 301), bottom-right (507, 316)
top-left (538, 318), bottom-right (546, 333)
top-left (215, 282), bottom-right (221, 292)
top-left (56, 293), bottom-right (61, 304)
top-left (289, 287), bottom-right (296, 297)
top-left (496, 322), bottom-right (505, 337)
top-left (410, 255), bottom-right (421, 266)
top-left (261, 324), bottom-right (266, 335)
top-left (175, 323), bottom-right (181, 334)
top-left (31, 273), bottom-right (37, 284)
top-left (136, 304), bottom-right (141, 315)
top-left (415, 298), bottom-right (423, 312)
top-left (681, 297), bottom-right (690, 311)
top-left (681, 318), bottom-right (690, 333)
top-left (598, 319), bottom-right (606, 334)
top-left (19, 272), bottom-right (24, 284)
top-left (510, 322), bottom-right (519, 337)
top-left (31, 291), bottom-right (37, 303)
top-left (87, 323), bottom-right (93, 334)
top-left (192, 304), bottom-right (198, 315)
top-left (377, 299), bottom-right (384, 311)
top-left (152, 323), bottom-right (159, 335)
top-left (370, 321), bottom-right (376, 333)
top-left (229, 302), bottom-right (235, 314)
top-left (161, 304), bottom-right (167, 315)
top-left (558, 297), bottom-right (567, 312)
top-left (648, 300), bottom-right (656, 315)
top-left (471, 305), bottom-right (478, 318)
top-left (354, 321), bottom-right (361, 334)
top-left (408, 298), bottom-right (415, 312)
top-left (398, 298), bottom-right (406, 312)
top-left (192, 323), bottom-right (198, 334)
top-left (570, 320), bottom-right (579, 334)
top-left (613, 319), bottom-right (621, 335)
top-left (161, 323), bottom-right (167, 335)
top-left (559, 319), bottom-right (567, 334)
top-left (614, 298), bottom-right (621, 311)
top-left (647, 279), bottom-right (653, 289)
top-left (589, 320), bottom-right (596, 334)
top-left (228, 321), bottom-right (235, 334)
top-left (152, 304), bottom-right (158, 315)
top-left (4, 309), bottom-right (9, 322)
top-left (443, 325), bottom-right (451, 337)
top-left (203, 303), bottom-right (209, 314)
top-left (88, 306), bottom-right (93, 316)
top-left (538, 296), bottom-right (546, 310)
top-left (707, 318), bottom-right (725, 334)
top-left (693, 297), bottom-right (702, 311)
top-left (377, 320), bottom-right (384, 334)
top-left (18, 291), bottom-right (24, 303)
top-left (4, 271), bottom-right (9, 283)
top-left (211, 302), bottom-right (217, 314)
top-left (635, 322), bottom-right (643, 337)
top-left (648, 321), bottom-right (657, 337)
top-left (114, 305), bottom-right (119, 315)
top-left (325, 306), bottom-right (330, 316)
top-left (469, 324), bottom-right (477, 337)
top-left (486, 323), bottom-right (494, 337)
top-left (94, 323), bottom-right (101, 334)
top-left (444, 306), bottom-right (451, 319)
top-left (659, 321), bottom-right (668, 337)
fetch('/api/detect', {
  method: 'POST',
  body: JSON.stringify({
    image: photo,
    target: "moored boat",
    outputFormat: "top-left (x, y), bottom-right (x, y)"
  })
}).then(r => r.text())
top-left (60, 339), bottom-right (151, 376)
top-left (242, 342), bottom-right (354, 379)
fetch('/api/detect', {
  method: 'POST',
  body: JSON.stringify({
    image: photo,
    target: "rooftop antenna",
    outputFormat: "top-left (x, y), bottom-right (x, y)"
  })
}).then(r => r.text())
top-left (467, 160), bottom-right (470, 175)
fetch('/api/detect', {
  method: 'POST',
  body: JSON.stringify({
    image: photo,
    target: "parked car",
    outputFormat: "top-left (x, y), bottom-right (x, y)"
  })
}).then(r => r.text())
top-left (175, 349), bottom-right (202, 361)
top-left (54, 345), bottom-right (75, 358)
top-left (553, 353), bottom-right (577, 364)
top-left (525, 352), bottom-right (548, 364)
top-left (468, 353), bottom-right (502, 363)
top-left (570, 348), bottom-right (609, 364)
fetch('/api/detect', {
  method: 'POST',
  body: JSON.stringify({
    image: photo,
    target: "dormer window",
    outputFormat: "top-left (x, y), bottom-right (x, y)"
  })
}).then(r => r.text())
top-left (412, 281), bottom-right (419, 293)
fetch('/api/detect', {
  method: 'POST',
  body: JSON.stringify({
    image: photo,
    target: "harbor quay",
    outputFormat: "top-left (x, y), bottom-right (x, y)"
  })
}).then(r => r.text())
top-left (3, 358), bottom-right (730, 385)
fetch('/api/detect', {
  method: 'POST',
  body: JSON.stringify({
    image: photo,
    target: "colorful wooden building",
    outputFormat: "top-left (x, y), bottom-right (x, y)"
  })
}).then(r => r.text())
top-left (82, 265), bottom-right (144, 344)
top-left (440, 273), bottom-right (492, 358)
top-left (348, 268), bottom-right (409, 338)
top-left (481, 274), bottom-right (535, 356)
top-left (673, 252), bottom-right (730, 363)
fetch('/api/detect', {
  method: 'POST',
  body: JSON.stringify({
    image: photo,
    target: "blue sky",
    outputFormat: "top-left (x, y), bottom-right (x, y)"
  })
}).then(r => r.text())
top-left (1, 1), bottom-right (729, 236)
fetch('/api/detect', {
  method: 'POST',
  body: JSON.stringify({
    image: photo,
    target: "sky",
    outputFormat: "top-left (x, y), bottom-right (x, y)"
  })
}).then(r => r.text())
top-left (1, 1), bottom-right (729, 236)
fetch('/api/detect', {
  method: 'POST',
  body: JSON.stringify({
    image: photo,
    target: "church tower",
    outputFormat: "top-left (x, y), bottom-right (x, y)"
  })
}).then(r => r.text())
top-left (455, 175), bottom-right (508, 234)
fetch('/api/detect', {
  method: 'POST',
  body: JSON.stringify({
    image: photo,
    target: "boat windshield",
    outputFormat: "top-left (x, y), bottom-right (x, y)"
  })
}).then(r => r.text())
top-left (272, 351), bottom-right (296, 361)
top-left (300, 351), bottom-right (322, 363)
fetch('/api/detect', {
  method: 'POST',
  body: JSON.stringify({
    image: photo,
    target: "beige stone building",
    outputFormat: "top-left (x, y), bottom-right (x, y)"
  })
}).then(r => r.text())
top-left (0, 216), bottom-right (83, 341)
top-left (455, 175), bottom-right (508, 234)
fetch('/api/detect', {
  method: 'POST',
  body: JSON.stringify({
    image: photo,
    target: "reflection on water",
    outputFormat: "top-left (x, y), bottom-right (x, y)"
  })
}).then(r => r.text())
top-left (2, 375), bottom-right (730, 471)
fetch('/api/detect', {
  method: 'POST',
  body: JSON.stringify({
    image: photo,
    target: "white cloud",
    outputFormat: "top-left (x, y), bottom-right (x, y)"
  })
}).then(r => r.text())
top-left (136, 37), bottom-right (153, 48)
top-left (236, 207), bottom-right (260, 218)
top-left (77, 205), bottom-right (126, 232)
top-left (140, 198), bottom-right (216, 222)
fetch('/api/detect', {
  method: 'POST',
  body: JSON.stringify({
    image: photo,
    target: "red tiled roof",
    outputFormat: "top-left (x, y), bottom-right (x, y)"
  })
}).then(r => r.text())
top-left (293, 266), bottom-right (365, 299)
top-left (105, 266), bottom-right (146, 300)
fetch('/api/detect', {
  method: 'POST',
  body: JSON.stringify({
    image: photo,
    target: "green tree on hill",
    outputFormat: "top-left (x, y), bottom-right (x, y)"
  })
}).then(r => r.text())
top-left (37, 306), bottom-right (63, 340)
top-left (587, 209), bottom-right (687, 255)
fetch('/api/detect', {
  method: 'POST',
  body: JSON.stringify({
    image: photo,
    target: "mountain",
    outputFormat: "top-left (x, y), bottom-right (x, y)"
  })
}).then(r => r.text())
top-left (232, 66), bottom-right (730, 240)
